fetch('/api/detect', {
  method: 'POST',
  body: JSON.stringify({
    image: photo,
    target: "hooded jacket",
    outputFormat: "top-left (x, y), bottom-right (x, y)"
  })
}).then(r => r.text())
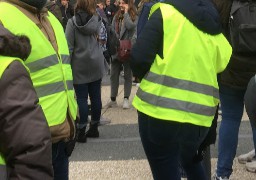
top-left (0, 25), bottom-right (53, 180)
top-left (65, 11), bottom-right (106, 84)
top-left (131, 0), bottom-right (222, 80)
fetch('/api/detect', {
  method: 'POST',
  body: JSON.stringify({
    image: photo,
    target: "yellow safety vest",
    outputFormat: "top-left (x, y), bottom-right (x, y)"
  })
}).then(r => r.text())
top-left (0, 56), bottom-right (27, 165)
top-left (0, 2), bottom-right (77, 126)
top-left (133, 3), bottom-right (232, 127)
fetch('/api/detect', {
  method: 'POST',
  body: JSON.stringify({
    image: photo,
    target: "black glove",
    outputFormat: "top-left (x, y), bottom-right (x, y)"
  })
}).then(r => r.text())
top-left (65, 123), bottom-right (77, 157)
top-left (65, 138), bottom-right (76, 157)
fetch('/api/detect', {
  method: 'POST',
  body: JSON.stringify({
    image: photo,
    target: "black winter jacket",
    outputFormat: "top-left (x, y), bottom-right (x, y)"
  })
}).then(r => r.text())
top-left (213, 0), bottom-right (256, 89)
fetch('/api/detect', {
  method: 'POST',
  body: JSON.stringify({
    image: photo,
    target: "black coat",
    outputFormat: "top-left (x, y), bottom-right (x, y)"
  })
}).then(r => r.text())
top-left (213, 0), bottom-right (256, 89)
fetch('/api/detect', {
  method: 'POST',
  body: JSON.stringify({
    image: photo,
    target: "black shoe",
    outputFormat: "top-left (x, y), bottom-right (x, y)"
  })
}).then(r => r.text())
top-left (86, 123), bottom-right (99, 138)
top-left (77, 127), bottom-right (87, 143)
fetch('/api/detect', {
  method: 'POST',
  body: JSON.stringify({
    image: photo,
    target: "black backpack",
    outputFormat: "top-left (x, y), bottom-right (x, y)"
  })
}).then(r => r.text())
top-left (102, 19), bottom-right (119, 56)
top-left (229, 0), bottom-right (256, 53)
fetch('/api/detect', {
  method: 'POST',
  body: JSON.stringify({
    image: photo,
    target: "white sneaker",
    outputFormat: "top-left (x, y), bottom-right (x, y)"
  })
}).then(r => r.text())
top-left (212, 173), bottom-right (229, 180)
top-left (246, 159), bottom-right (256, 173)
top-left (238, 149), bottom-right (255, 164)
top-left (99, 116), bottom-right (111, 126)
top-left (123, 98), bottom-right (130, 109)
top-left (104, 100), bottom-right (117, 108)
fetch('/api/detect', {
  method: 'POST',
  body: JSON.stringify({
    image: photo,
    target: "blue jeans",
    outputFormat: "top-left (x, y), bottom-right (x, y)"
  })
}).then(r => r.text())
top-left (217, 83), bottom-right (256, 177)
top-left (74, 79), bottom-right (102, 128)
top-left (52, 141), bottom-right (69, 180)
top-left (138, 111), bottom-right (209, 180)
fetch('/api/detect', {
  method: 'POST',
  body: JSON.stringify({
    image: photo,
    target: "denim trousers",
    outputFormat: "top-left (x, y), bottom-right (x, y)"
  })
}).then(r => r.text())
top-left (138, 111), bottom-right (209, 180)
top-left (217, 82), bottom-right (256, 177)
top-left (74, 79), bottom-right (102, 128)
top-left (52, 141), bottom-right (69, 180)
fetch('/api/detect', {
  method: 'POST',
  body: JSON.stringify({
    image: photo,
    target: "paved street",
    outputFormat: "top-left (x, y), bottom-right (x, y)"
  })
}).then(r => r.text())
top-left (69, 75), bottom-right (256, 180)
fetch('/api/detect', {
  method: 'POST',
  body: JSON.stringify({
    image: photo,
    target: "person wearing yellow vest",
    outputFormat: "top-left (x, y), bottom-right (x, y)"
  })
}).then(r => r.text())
top-left (0, 0), bottom-right (78, 179)
top-left (131, 0), bottom-right (232, 179)
top-left (0, 25), bottom-right (53, 179)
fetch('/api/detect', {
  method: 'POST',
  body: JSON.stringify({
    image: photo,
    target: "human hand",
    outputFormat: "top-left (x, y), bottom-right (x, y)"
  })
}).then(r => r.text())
top-left (123, 4), bottom-right (129, 13)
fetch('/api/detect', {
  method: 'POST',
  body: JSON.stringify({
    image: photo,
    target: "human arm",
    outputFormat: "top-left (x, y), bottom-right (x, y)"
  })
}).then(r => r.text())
top-left (123, 12), bottom-right (137, 30)
top-left (0, 61), bottom-right (53, 180)
top-left (215, 34), bottom-right (232, 73)
top-left (130, 9), bottom-right (163, 80)
top-left (65, 19), bottom-right (75, 59)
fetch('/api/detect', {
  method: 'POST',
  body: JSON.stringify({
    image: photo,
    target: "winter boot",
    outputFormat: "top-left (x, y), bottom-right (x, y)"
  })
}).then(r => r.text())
top-left (76, 126), bottom-right (87, 143)
top-left (86, 123), bottom-right (99, 138)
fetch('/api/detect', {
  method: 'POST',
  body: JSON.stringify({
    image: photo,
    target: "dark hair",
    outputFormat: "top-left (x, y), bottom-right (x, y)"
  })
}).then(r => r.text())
top-left (75, 0), bottom-right (96, 15)
top-left (115, 0), bottom-right (137, 22)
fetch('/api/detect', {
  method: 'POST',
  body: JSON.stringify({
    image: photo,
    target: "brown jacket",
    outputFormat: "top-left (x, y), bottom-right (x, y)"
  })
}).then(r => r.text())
top-left (1, 0), bottom-right (76, 143)
top-left (0, 25), bottom-right (53, 179)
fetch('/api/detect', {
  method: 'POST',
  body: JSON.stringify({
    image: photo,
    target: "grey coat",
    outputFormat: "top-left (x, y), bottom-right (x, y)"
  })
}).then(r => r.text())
top-left (112, 13), bottom-right (138, 40)
top-left (65, 14), bottom-right (106, 84)
top-left (111, 13), bottom-right (138, 60)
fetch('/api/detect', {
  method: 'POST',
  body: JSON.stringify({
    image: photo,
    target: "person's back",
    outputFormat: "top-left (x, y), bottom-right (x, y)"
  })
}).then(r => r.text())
top-left (65, 0), bottom-right (106, 142)
top-left (0, 24), bottom-right (53, 180)
top-left (0, 1), bottom-right (78, 179)
top-left (131, 0), bottom-right (231, 179)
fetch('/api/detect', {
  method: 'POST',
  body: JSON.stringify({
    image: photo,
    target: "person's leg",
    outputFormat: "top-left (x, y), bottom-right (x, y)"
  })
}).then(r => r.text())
top-left (52, 141), bottom-right (69, 180)
top-left (243, 76), bottom-right (256, 172)
top-left (179, 123), bottom-right (208, 180)
top-left (216, 83), bottom-right (246, 178)
top-left (89, 79), bottom-right (102, 124)
top-left (73, 83), bottom-right (89, 142)
top-left (110, 60), bottom-right (121, 100)
top-left (245, 76), bottom-right (256, 150)
top-left (87, 79), bottom-right (102, 137)
top-left (73, 83), bottom-right (89, 128)
top-left (138, 111), bottom-right (181, 180)
top-left (123, 61), bottom-right (132, 98)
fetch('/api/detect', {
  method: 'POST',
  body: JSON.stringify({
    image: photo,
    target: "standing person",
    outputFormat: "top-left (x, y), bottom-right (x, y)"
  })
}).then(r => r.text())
top-left (59, 0), bottom-right (74, 29)
top-left (65, 0), bottom-right (106, 142)
top-left (131, 0), bottom-right (232, 179)
top-left (0, 1), bottom-right (78, 180)
top-left (46, 0), bottom-right (63, 24)
top-left (106, 0), bottom-right (137, 109)
top-left (105, 0), bottom-right (119, 23)
top-left (0, 24), bottom-right (53, 180)
top-left (212, 0), bottom-right (256, 179)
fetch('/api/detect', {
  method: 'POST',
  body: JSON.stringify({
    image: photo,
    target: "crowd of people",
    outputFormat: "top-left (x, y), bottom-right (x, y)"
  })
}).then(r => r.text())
top-left (0, 0), bottom-right (256, 180)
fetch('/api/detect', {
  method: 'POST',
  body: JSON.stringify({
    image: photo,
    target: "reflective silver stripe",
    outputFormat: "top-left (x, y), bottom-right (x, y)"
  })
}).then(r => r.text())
top-left (0, 165), bottom-right (7, 180)
top-left (66, 80), bottom-right (74, 90)
top-left (26, 55), bottom-right (59, 73)
top-left (145, 72), bottom-right (219, 99)
top-left (61, 55), bottom-right (70, 64)
top-left (137, 88), bottom-right (216, 116)
top-left (35, 80), bottom-right (73, 98)
top-left (26, 55), bottom-right (70, 73)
